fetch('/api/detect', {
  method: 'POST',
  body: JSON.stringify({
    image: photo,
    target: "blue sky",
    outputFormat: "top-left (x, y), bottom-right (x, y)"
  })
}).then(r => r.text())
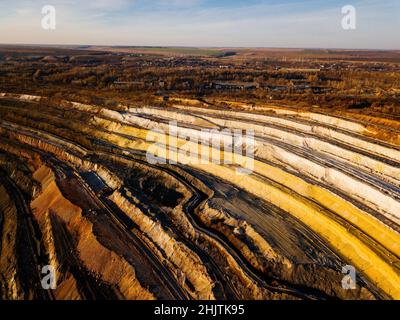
top-left (0, 0), bottom-right (399, 49)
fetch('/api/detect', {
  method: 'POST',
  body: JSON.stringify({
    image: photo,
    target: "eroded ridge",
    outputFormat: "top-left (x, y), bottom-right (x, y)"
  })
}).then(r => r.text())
top-left (1, 93), bottom-right (400, 300)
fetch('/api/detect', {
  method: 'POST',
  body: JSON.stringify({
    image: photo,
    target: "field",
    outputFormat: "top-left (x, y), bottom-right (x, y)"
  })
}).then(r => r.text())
top-left (88, 46), bottom-right (226, 57)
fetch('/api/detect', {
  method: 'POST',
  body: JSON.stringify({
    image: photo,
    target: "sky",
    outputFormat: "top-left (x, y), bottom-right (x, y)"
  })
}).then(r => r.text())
top-left (0, 0), bottom-right (399, 49)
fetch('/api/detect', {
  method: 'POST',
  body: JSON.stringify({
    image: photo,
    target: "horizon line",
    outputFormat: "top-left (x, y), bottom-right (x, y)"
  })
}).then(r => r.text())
top-left (0, 43), bottom-right (399, 52)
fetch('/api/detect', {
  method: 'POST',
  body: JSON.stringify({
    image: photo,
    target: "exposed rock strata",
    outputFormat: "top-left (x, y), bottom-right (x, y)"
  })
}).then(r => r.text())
top-left (1, 94), bottom-right (399, 299)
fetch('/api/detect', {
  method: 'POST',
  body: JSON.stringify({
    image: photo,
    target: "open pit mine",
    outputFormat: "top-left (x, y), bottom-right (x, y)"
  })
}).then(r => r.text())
top-left (1, 92), bottom-right (400, 300)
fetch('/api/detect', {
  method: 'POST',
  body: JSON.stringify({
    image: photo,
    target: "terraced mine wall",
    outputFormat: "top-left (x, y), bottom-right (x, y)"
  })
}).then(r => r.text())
top-left (1, 93), bottom-right (400, 299)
